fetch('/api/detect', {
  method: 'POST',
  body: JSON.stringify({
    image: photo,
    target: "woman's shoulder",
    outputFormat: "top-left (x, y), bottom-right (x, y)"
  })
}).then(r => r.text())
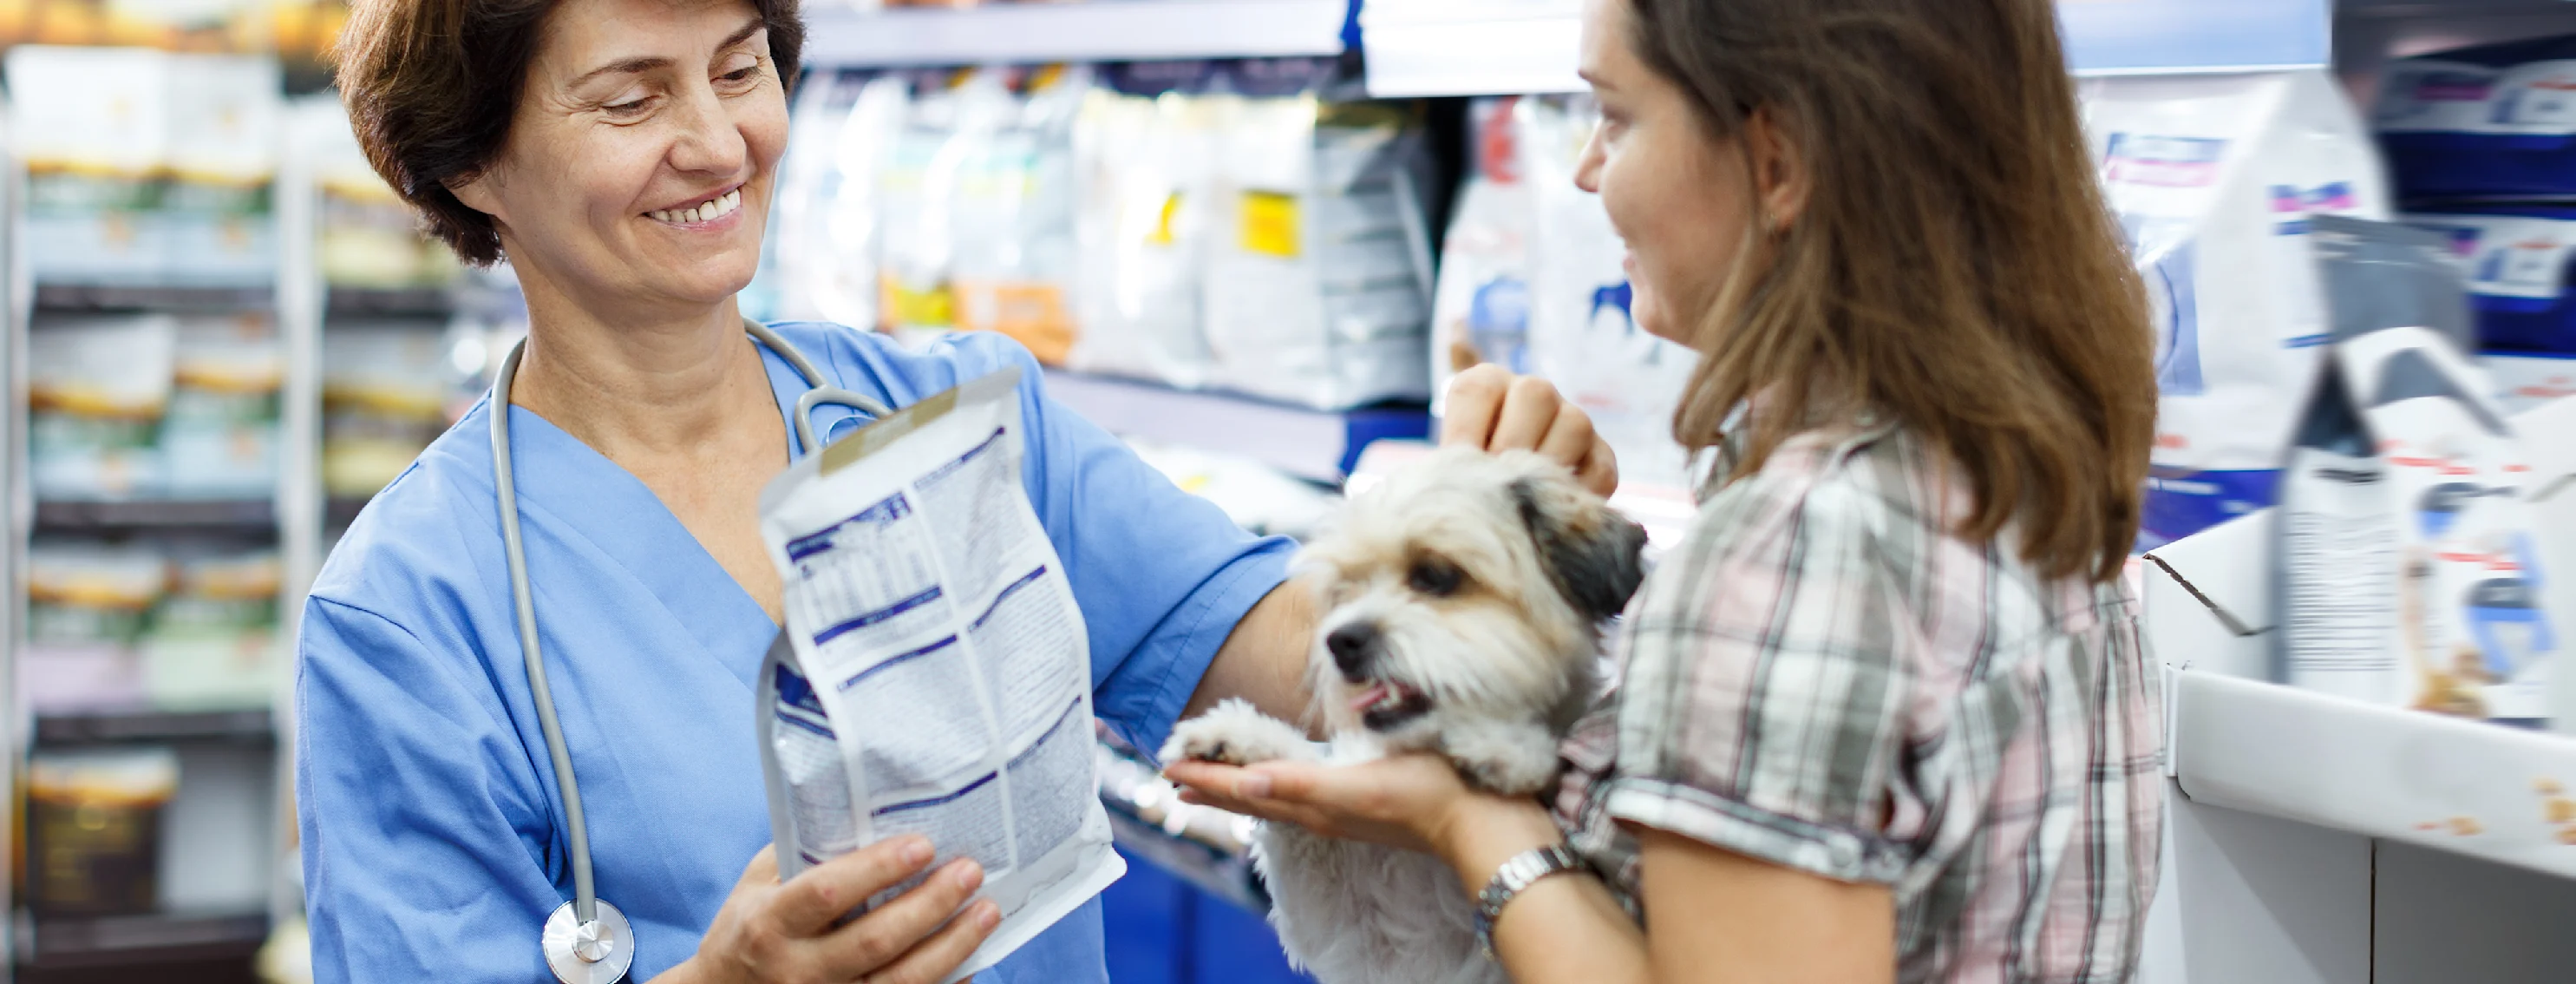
top-left (762, 322), bottom-right (1048, 405)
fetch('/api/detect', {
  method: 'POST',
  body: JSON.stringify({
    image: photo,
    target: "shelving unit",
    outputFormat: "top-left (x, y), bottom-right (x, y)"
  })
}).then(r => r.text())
top-left (1042, 370), bottom-right (1429, 483)
top-left (801, 0), bottom-right (1352, 69)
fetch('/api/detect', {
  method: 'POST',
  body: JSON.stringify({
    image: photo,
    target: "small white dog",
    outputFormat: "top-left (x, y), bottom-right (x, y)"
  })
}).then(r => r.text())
top-left (1162, 448), bottom-right (1648, 984)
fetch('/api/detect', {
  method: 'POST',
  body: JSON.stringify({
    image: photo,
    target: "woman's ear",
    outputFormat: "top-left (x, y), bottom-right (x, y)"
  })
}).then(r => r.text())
top-left (1744, 108), bottom-right (1809, 232)
top-left (448, 170), bottom-right (504, 222)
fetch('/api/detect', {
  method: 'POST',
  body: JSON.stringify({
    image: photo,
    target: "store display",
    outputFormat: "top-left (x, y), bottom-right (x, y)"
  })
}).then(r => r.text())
top-left (21, 541), bottom-right (170, 712)
top-left (4, 47), bottom-right (281, 287)
top-left (1429, 96), bottom-right (1534, 407)
top-left (2488, 351), bottom-right (2576, 414)
top-left (163, 313), bottom-right (286, 499)
top-left (2376, 36), bottom-right (2576, 200)
top-left (307, 99), bottom-right (460, 290)
top-left (1199, 58), bottom-right (1434, 411)
top-left (322, 323), bottom-right (454, 498)
top-left (2403, 206), bottom-right (2576, 356)
top-left (140, 548), bottom-right (284, 710)
top-left (2082, 69), bottom-right (2392, 550)
top-left (24, 747), bottom-right (180, 916)
top-left (1069, 60), bottom-right (1223, 389)
top-left (2279, 216), bottom-right (2560, 725)
top-left (29, 314), bottom-right (180, 502)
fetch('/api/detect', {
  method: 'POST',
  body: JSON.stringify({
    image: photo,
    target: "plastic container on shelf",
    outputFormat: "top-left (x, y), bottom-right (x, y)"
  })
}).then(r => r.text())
top-left (2404, 205), bottom-right (2576, 356)
top-left (29, 314), bottom-right (180, 502)
top-left (160, 312), bottom-right (286, 500)
top-left (23, 747), bottom-right (180, 917)
top-left (22, 541), bottom-right (171, 713)
top-left (2377, 36), bottom-right (2576, 201)
top-left (139, 548), bottom-right (284, 711)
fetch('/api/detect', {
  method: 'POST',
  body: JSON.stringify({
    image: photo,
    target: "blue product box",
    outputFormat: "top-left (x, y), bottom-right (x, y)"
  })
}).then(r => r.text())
top-left (2403, 207), bottom-right (2576, 354)
top-left (2377, 36), bottom-right (2576, 199)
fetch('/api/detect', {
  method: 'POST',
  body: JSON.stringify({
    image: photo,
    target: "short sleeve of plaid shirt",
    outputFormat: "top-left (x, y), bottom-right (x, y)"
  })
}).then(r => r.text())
top-left (1599, 446), bottom-right (1917, 884)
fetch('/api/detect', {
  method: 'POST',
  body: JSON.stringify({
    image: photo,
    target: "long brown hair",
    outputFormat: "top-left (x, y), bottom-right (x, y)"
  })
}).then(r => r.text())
top-left (1627, 0), bottom-right (2154, 584)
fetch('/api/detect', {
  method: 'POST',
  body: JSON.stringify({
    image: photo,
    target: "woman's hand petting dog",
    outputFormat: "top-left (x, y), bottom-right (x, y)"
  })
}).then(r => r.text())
top-left (1164, 754), bottom-right (1559, 870)
top-left (1442, 365), bottom-right (1619, 497)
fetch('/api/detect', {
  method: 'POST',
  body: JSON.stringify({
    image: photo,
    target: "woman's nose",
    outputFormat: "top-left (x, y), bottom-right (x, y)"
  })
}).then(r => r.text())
top-left (668, 86), bottom-right (749, 176)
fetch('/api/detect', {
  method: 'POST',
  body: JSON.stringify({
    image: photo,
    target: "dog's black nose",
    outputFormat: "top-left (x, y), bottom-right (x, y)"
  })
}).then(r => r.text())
top-left (1326, 622), bottom-right (1381, 679)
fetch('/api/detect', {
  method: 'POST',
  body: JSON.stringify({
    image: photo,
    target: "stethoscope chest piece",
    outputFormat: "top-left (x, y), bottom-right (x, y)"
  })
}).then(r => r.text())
top-left (543, 899), bottom-right (635, 984)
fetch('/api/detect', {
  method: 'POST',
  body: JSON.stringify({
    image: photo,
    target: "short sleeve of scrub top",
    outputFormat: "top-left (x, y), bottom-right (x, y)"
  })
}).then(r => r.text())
top-left (294, 323), bottom-right (1296, 984)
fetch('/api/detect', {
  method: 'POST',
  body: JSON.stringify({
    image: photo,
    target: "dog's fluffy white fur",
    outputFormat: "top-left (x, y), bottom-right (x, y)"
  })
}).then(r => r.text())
top-left (1162, 449), bottom-right (1647, 984)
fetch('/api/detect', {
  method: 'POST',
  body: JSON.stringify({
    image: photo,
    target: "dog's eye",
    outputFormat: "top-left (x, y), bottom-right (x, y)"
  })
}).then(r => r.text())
top-left (1408, 559), bottom-right (1463, 597)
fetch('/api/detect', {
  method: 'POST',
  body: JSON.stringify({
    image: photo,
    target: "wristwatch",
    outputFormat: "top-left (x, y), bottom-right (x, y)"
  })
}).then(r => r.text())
top-left (1474, 843), bottom-right (1588, 960)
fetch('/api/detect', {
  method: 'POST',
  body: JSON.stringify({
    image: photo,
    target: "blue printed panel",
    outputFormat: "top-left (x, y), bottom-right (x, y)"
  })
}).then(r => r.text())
top-left (2060, 0), bottom-right (2331, 75)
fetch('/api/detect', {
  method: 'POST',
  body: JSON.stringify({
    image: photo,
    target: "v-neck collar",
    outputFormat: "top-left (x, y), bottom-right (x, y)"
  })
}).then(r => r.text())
top-left (484, 330), bottom-right (866, 690)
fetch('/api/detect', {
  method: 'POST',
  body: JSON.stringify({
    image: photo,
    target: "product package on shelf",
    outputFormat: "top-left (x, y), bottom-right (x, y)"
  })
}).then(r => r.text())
top-left (21, 541), bottom-right (171, 713)
top-left (2376, 36), bottom-right (2576, 200)
top-left (139, 548), bottom-right (283, 711)
top-left (768, 69), bottom-right (906, 330)
top-left (29, 314), bottom-right (180, 502)
top-left (6, 45), bottom-right (172, 285)
top-left (307, 99), bottom-right (461, 291)
top-left (1068, 61), bottom-right (1223, 390)
top-left (322, 323), bottom-right (455, 499)
top-left (2403, 207), bottom-right (2576, 356)
top-left (1428, 96), bottom-right (1534, 415)
top-left (1520, 95), bottom-right (1701, 492)
top-left (24, 747), bottom-right (179, 917)
top-left (1200, 58), bottom-right (1435, 411)
top-left (2487, 351), bottom-right (2576, 414)
top-left (2082, 69), bottom-right (2392, 550)
top-left (2279, 216), bottom-right (2562, 725)
top-left (161, 313), bottom-right (284, 500)
top-left (160, 54), bottom-right (281, 287)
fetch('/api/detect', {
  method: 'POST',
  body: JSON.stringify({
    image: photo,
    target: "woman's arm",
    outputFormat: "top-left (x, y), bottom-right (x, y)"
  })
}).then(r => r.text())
top-left (1167, 758), bottom-right (1895, 984)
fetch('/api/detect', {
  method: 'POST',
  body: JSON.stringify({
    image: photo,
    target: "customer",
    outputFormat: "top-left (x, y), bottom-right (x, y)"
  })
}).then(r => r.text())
top-left (1167, 0), bottom-right (2165, 981)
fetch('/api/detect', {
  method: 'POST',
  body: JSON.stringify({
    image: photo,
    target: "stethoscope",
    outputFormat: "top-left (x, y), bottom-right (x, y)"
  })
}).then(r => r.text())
top-left (491, 319), bottom-right (892, 983)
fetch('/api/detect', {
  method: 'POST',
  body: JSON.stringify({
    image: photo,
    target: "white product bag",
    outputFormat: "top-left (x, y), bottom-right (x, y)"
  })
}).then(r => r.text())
top-left (2280, 217), bottom-right (2562, 724)
top-left (1429, 96), bottom-right (1536, 417)
top-left (2082, 70), bottom-right (2391, 549)
top-left (756, 369), bottom-right (1121, 983)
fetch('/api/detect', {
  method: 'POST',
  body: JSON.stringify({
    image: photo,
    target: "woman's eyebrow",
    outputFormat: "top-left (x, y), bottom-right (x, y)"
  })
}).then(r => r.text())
top-left (566, 16), bottom-right (764, 87)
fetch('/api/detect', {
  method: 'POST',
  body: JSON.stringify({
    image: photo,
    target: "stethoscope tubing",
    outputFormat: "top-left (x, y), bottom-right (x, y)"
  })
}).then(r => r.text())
top-left (490, 321), bottom-right (889, 977)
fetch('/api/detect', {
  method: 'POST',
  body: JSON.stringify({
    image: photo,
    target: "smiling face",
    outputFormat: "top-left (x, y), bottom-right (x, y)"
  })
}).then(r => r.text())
top-left (1571, 0), bottom-right (1765, 347)
top-left (448, 0), bottom-right (786, 318)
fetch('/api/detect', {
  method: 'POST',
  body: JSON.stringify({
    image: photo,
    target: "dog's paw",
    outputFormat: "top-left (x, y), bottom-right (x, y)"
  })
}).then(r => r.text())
top-left (1442, 724), bottom-right (1562, 796)
top-left (1161, 699), bottom-right (1316, 767)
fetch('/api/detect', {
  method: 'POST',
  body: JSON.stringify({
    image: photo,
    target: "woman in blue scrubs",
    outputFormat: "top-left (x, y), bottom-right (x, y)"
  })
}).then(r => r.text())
top-left (304, 0), bottom-right (1616, 981)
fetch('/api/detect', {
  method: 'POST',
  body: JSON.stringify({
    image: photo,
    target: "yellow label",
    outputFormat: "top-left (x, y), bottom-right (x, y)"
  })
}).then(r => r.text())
top-left (956, 280), bottom-right (1076, 366)
top-left (883, 276), bottom-right (957, 331)
top-left (1239, 190), bottom-right (1301, 259)
top-left (1147, 193), bottom-right (1184, 247)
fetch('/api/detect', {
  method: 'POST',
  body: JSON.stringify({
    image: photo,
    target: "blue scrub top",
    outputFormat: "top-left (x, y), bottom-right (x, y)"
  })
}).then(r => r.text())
top-left (295, 323), bottom-right (1294, 983)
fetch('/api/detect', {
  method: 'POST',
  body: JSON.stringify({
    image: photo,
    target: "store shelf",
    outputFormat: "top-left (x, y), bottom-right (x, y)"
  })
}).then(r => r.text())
top-left (33, 708), bottom-right (274, 747)
top-left (33, 499), bottom-right (276, 532)
top-left (2169, 670), bottom-right (2576, 884)
top-left (1042, 369), bottom-right (1427, 483)
top-left (31, 284), bottom-right (273, 314)
top-left (802, 0), bottom-right (1352, 69)
top-left (1360, 0), bottom-right (1580, 98)
top-left (10, 909), bottom-right (269, 970)
top-left (324, 285), bottom-right (453, 318)
top-left (1358, 0), bottom-right (2333, 98)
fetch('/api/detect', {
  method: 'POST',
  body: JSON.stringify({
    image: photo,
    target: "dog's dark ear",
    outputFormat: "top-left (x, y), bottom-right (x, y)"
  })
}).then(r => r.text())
top-left (1512, 477), bottom-right (1650, 622)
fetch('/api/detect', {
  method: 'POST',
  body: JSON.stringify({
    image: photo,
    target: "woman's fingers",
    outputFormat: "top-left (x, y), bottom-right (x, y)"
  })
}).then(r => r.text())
top-left (736, 843), bottom-right (781, 889)
top-left (771, 836), bottom-right (938, 936)
top-left (1577, 436), bottom-right (1620, 496)
top-left (821, 858), bottom-right (986, 977)
top-left (1487, 376), bottom-right (1566, 452)
top-left (863, 901), bottom-right (1002, 984)
top-left (1439, 365), bottom-right (1513, 449)
top-left (1535, 399), bottom-right (1599, 469)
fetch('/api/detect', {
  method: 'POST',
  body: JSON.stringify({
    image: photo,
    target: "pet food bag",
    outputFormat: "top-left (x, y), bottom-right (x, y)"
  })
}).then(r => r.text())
top-left (2082, 70), bottom-right (2392, 549)
top-left (2375, 36), bottom-right (2576, 200)
top-left (767, 69), bottom-right (904, 331)
top-left (1069, 62), bottom-right (1224, 390)
top-left (2279, 216), bottom-right (2562, 724)
top-left (757, 369), bottom-right (1121, 984)
top-left (1429, 96), bottom-right (1537, 418)
top-left (160, 313), bottom-right (284, 500)
top-left (2403, 206), bottom-right (2576, 354)
top-left (160, 54), bottom-right (279, 287)
top-left (1200, 59), bottom-right (1435, 410)
top-left (1520, 95), bottom-right (1702, 492)
top-left (21, 541), bottom-right (169, 712)
top-left (29, 314), bottom-right (179, 501)
top-left (5, 46), bottom-right (169, 285)
top-left (25, 748), bottom-right (178, 916)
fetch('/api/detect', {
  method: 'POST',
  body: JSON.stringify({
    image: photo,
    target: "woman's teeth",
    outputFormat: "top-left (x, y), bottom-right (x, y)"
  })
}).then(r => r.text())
top-left (649, 188), bottom-right (742, 225)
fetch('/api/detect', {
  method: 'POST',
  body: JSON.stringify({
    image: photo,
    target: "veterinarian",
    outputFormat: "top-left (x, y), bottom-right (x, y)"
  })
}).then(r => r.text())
top-left (295, 0), bottom-right (1616, 981)
top-left (1169, 0), bottom-right (2166, 981)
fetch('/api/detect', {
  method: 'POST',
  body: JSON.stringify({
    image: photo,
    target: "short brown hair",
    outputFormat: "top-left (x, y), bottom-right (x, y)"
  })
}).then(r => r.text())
top-left (1627, 0), bottom-right (2156, 584)
top-left (332, 0), bottom-right (806, 265)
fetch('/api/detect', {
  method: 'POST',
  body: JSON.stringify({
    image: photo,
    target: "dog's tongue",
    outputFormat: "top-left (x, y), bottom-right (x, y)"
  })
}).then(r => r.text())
top-left (1350, 682), bottom-right (1390, 712)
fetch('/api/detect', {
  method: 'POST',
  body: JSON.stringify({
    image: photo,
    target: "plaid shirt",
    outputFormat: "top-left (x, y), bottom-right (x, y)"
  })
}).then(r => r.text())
top-left (1551, 420), bottom-right (2163, 982)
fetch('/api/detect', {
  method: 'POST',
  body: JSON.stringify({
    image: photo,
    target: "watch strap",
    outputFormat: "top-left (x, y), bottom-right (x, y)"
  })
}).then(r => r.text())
top-left (1473, 843), bottom-right (1586, 960)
